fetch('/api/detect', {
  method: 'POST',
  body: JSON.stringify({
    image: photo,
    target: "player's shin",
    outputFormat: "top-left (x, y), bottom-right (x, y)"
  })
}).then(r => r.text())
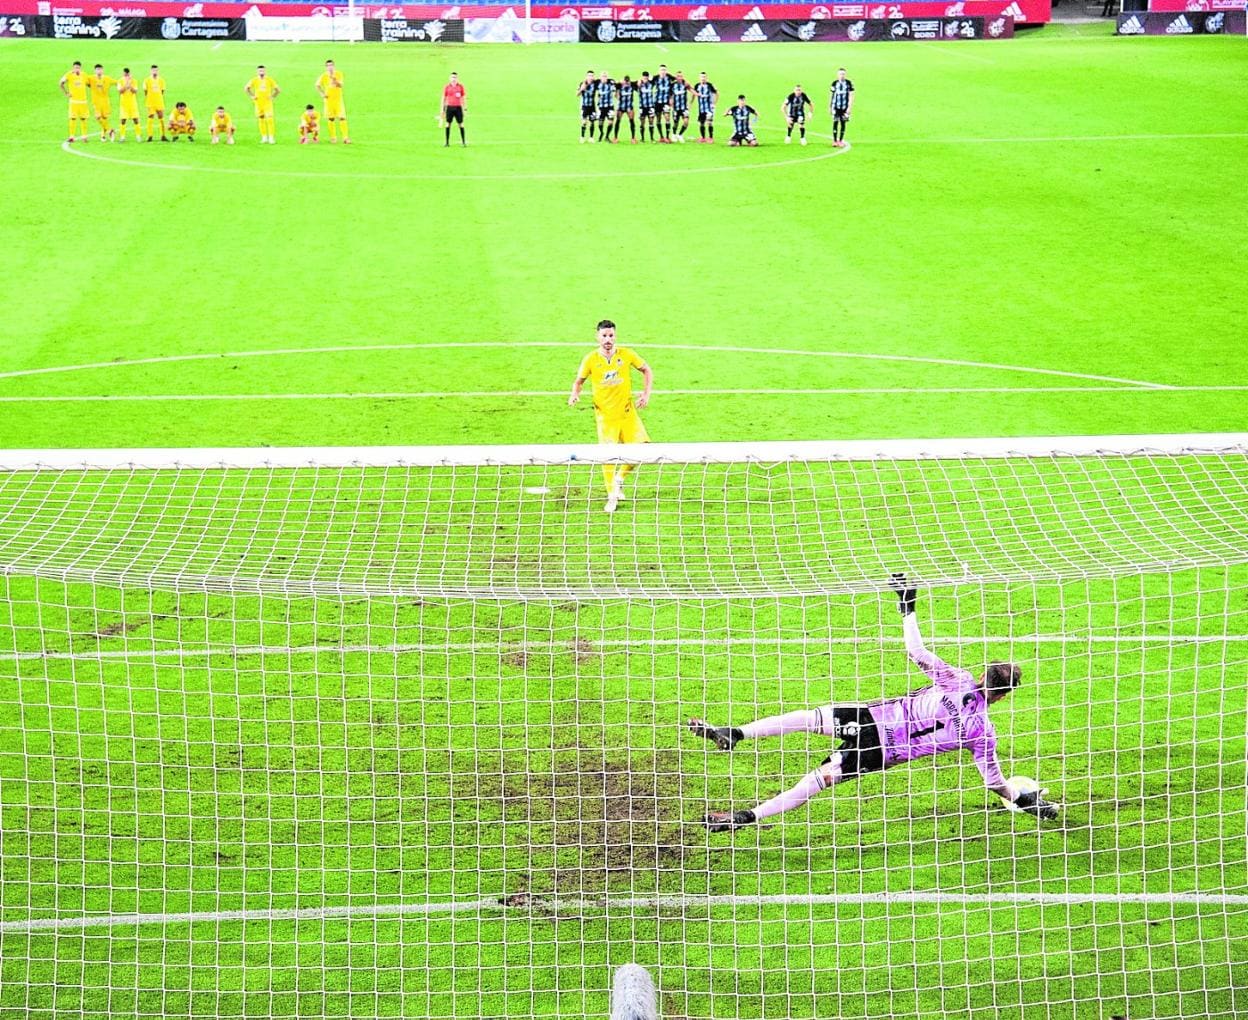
top-left (338, 118), bottom-right (348, 141)
top-left (751, 764), bottom-right (835, 821)
top-left (741, 708), bottom-right (835, 740)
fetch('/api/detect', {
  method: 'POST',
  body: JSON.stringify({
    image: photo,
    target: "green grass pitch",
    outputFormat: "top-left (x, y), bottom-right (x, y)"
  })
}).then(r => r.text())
top-left (1, 24), bottom-right (1247, 1020)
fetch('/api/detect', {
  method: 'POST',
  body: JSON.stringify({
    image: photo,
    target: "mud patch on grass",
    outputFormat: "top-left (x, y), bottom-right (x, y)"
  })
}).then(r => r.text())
top-left (466, 747), bottom-right (698, 897)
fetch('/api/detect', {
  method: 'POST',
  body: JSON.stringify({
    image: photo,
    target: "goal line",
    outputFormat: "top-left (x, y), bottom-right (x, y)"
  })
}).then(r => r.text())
top-left (5, 890), bottom-right (1246, 935)
top-left (3, 632), bottom-right (1244, 664)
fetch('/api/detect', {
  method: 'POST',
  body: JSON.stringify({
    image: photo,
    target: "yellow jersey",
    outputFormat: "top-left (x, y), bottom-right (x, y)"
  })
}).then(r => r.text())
top-left (211, 111), bottom-right (233, 132)
top-left (300, 110), bottom-right (319, 132)
top-left (247, 76), bottom-right (278, 102)
top-left (577, 347), bottom-right (647, 420)
top-left (117, 77), bottom-right (140, 113)
top-left (87, 74), bottom-right (115, 105)
top-left (62, 70), bottom-right (88, 102)
top-left (170, 107), bottom-right (194, 125)
top-left (316, 71), bottom-right (344, 100)
top-left (143, 76), bottom-right (166, 107)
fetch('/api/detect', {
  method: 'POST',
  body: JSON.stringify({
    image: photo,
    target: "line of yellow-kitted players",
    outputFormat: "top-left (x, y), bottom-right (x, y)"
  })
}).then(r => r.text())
top-left (59, 59), bottom-right (350, 145)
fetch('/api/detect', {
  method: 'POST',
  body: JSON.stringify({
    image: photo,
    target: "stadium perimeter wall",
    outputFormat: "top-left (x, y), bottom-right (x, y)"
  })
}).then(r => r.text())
top-left (0, 0), bottom-right (1048, 39)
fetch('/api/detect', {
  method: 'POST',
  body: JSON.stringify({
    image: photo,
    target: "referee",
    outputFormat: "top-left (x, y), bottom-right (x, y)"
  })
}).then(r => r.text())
top-left (440, 71), bottom-right (466, 147)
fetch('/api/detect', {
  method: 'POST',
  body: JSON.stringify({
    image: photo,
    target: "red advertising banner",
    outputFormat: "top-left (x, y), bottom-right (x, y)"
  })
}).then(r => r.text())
top-left (2, 0), bottom-right (1050, 22)
top-left (1145, 0), bottom-right (1243, 11)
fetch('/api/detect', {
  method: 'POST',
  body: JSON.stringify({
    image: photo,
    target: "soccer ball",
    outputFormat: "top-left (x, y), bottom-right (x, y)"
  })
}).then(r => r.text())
top-left (1004, 775), bottom-right (1039, 813)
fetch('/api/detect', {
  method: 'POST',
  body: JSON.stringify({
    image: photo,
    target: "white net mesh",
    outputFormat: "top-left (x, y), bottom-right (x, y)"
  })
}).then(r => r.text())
top-left (0, 439), bottom-right (1245, 1020)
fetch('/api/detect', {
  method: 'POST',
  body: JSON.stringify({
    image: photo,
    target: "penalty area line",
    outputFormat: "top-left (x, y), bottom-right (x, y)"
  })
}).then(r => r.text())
top-left (4, 890), bottom-right (1246, 933)
top-left (2, 385), bottom-right (1242, 403)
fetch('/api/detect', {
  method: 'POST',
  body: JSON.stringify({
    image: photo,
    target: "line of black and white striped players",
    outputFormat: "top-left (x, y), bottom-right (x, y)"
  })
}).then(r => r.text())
top-left (576, 66), bottom-right (854, 148)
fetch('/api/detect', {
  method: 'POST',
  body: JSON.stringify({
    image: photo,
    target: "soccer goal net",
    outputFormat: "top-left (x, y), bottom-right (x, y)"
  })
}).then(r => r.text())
top-left (0, 435), bottom-right (1245, 1020)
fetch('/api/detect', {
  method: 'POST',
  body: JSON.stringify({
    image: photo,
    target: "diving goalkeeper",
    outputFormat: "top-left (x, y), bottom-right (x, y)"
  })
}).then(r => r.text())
top-left (690, 573), bottom-right (1060, 830)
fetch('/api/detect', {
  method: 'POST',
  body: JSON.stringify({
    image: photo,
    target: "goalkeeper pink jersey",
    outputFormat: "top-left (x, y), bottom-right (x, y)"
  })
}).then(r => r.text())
top-left (866, 615), bottom-right (1006, 788)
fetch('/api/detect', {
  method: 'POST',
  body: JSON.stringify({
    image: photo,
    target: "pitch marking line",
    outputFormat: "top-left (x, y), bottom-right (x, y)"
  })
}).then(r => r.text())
top-left (60, 138), bottom-right (851, 181)
top-left (0, 341), bottom-right (1168, 389)
top-left (0, 386), bottom-right (1243, 403)
top-left (3, 890), bottom-right (1245, 933)
top-left (4, 633), bottom-right (1242, 663)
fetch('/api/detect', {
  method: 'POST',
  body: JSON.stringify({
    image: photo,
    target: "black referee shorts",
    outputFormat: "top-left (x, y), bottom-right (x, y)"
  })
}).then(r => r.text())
top-left (818, 706), bottom-right (884, 778)
top-left (445, 105), bottom-right (463, 124)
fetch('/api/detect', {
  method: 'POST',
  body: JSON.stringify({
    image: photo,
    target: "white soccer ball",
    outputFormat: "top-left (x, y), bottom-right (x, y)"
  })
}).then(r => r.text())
top-left (1005, 775), bottom-right (1039, 813)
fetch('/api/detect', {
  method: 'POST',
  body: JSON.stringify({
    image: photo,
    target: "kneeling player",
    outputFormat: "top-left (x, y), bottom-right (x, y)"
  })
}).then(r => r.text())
top-left (690, 574), bottom-right (1061, 830)
top-left (168, 101), bottom-right (196, 141)
top-left (210, 106), bottom-right (235, 145)
top-left (782, 85), bottom-right (812, 145)
top-left (723, 95), bottom-right (758, 147)
top-left (300, 104), bottom-right (320, 144)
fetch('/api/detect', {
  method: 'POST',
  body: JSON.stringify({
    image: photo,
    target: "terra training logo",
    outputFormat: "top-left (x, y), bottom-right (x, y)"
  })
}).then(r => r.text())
top-left (596, 19), bottom-right (617, 39)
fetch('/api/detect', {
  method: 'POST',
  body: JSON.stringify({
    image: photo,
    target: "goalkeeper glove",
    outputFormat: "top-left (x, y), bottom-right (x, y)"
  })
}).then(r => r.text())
top-left (889, 572), bottom-right (917, 617)
top-left (1014, 789), bottom-right (1060, 821)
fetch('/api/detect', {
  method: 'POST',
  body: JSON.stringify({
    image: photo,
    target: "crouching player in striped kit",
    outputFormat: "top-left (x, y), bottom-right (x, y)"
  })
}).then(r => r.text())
top-left (568, 320), bottom-right (654, 514)
top-left (690, 574), bottom-right (1061, 829)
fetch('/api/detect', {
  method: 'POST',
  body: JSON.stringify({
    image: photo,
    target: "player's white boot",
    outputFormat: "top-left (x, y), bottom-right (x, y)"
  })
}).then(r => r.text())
top-left (800, 136), bottom-right (808, 146)
top-left (212, 136), bottom-right (219, 145)
top-left (604, 481), bottom-right (623, 514)
top-left (785, 135), bottom-right (792, 144)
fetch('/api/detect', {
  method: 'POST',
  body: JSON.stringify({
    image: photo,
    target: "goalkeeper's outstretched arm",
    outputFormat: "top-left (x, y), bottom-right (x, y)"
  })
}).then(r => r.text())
top-left (889, 572), bottom-right (953, 679)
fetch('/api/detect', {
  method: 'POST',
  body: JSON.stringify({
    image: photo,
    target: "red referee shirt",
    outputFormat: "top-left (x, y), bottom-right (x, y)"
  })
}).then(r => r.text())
top-left (442, 83), bottom-right (465, 107)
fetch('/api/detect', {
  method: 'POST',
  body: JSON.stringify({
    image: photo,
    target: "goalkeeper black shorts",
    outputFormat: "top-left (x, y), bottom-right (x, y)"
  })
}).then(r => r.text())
top-left (820, 705), bottom-right (884, 777)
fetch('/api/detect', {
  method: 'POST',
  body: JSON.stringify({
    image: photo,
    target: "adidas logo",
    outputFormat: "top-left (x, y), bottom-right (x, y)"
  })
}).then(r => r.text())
top-left (1118, 12), bottom-right (1143, 30)
top-left (1001, 1), bottom-right (1023, 17)
top-left (741, 21), bottom-right (767, 38)
top-left (743, 4), bottom-right (765, 16)
top-left (694, 22), bottom-right (720, 39)
top-left (1165, 13), bottom-right (1192, 30)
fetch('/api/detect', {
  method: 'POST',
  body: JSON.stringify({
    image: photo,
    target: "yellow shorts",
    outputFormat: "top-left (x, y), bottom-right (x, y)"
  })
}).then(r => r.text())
top-left (596, 411), bottom-right (649, 445)
top-left (68, 100), bottom-right (89, 117)
top-left (169, 121), bottom-right (194, 134)
top-left (253, 101), bottom-right (274, 118)
top-left (145, 105), bottom-right (165, 116)
top-left (92, 102), bottom-right (111, 118)
top-left (324, 99), bottom-right (345, 118)
top-left (120, 101), bottom-right (139, 118)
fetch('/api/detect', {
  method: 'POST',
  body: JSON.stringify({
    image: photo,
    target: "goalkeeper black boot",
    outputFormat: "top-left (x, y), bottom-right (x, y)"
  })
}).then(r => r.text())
top-left (704, 809), bottom-right (756, 832)
top-left (688, 718), bottom-right (744, 751)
